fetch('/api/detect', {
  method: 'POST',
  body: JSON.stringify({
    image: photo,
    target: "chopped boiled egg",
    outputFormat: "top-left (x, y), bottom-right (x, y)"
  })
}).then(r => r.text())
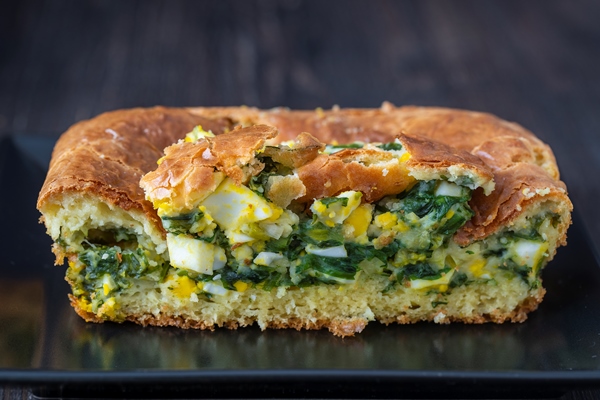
top-left (305, 244), bottom-right (348, 258)
top-left (511, 240), bottom-right (549, 272)
top-left (102, 274), bottom-right (117, 296)
top-left (435, 181), bottom-right (463, 197)
top-left (172, 275), bottom-right (197, 298)
top-left (399, 152), bottom-right (411, 163)
top-left (167, 233), bottom-right (226, 275)
top-left (260, 222), bottom-right (285, 239)
top-left (254, 252), bottom-right (286, 266)
top-left (409, 269), bottom-right (455, 291)
top-left (185, 125), bottom-right (215, 142)
top-left (202, 282), bottom-right (228, 296)
top-left (200, 177), bottom-right (283, 243)
top-left (343, 204), bottom-right (373, 240)
top-left (232, 245), bottom-right (254, 264)
top-left (374, 212), bottom-right (398, 230)
top-left (234, 281), bottom-right (249, 292)
top-left (468, 259), bottom-right (490, 279)
top-left (228, 232), bottom-right (256, 243)
top-left (311, 191), bottom-right (362, 227)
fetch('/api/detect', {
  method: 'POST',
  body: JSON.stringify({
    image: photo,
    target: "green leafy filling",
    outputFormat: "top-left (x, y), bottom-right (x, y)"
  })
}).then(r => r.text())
top-left (377, 142), bottom-right (403, 151)
top-left (161, 210), bottom-right (204, 235)
top-left (391, 181), bottom-right (472, 225)
top-left (74, 178), bottom-right (485, 295)
top-left (324, 143), bottom-right (364, 152)
top-left (76, 245), bottom-right (168, 296)
top-left (248, 155), bottom-right (292, 197)
top-left (396, 264), bottom-right (451, 282)
top-left (182, 180), bottom-right (476, 292)
top-left (497, 259), bottom-right (531, 283)
top-left (319, 197), bottom-right (349, 208)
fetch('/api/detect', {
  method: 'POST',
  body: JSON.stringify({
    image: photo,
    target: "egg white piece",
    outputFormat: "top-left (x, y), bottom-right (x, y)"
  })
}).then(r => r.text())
top-left (260, 222), bottom-right (285, 239)
top-left (511, 240), bottom-right (548, 268)
top-left (305, 244), bottom-right (348, 258)
top-left (203, 282), bottom-right (228, 296)
top-left (201, 177), bottom-right (274, 231)
top-left (254, 251), bottom-right (286, 266)
top-left (311, 190), bottom-right (362, 226)
top-left (167, 233), bottom-right (226, 275)
top-left (435, 181), bottom-right (463, 197)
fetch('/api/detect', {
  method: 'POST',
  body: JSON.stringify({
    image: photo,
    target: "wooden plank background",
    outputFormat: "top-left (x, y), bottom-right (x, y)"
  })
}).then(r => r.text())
top-left (1, 0), bottom-right (600, 398)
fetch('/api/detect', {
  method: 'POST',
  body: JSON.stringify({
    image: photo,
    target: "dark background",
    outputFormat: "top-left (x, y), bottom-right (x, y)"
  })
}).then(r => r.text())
top-left (1, 0), bottom-right (600, 399)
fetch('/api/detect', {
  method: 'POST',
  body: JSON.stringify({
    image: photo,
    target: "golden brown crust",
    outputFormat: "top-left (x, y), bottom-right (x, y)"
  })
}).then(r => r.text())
top-left (144, 125), bottom-right (495, 207)
top-left (455, 163), bottom-right (570, 245)
top-left (473, 136), bottom-right (538, 171)
top-left (140, 124), bottom-right (277, 214)
top-left (143, 126), bottom-right (492, 207)
top-left (37, 106), bottom-right (232, 228)
top-left (187, 104), bottom-right (553, 170)
top-left (40, 103), bottom-right (571, 245)
top-left (262, 132), bottom-right (324, 168)
top-left (296, 149), bottom-right (416, 202)
top-left (399, 134), bottom-right (494, 190)
top-left (139, 140), bottom-right (224, 214)
top-left (187, 103), bottom-right (571, 244)
top-left (265, 175), bottom-right (307, 208)
top-left (206, 124), bottom-right (278, 183)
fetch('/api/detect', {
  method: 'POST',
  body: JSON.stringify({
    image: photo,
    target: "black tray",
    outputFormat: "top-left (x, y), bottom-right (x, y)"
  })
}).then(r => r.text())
top-left (1, 135), bottom-right (599, 399)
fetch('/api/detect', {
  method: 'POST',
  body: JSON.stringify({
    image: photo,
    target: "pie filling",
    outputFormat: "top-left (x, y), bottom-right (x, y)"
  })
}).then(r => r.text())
top-left (63, 141), bottom-right (559, 319)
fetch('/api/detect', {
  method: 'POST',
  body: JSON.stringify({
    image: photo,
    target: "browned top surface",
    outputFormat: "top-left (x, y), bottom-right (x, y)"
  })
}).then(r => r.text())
top-left (188, 103), bottom-right (558, 179)
top-left (142, 126), bottom-right (496, 209)
top-left (189, 104), bottom-right (571, 242)
top-left (140, 125), bottom-right (277, 213)
top-left (38, 104), bottom-right (572, 244)
top-left (37, 107), bottom-right (232, 226)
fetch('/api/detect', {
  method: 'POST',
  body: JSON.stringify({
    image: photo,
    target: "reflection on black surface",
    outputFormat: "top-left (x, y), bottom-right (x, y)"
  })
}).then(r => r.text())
top-left (0, 280), bottom-right (44, 368)
top-left (0, 137), bottom-right (52, 370)
top-left (2, 137), bottom-right (600, 374)
top-left (42, 307), bottom-right (575, 371)
top-left (50, 313), bottom-right (529, 371)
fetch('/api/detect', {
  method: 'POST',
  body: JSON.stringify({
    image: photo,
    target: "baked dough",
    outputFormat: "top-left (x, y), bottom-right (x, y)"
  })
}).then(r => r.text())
top-left (37, 103), bottom-right (572, 336)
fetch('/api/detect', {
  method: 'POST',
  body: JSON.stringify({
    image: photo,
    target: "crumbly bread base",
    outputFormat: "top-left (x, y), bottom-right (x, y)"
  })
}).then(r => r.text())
top-left (70, 272), bottom-right (544, 337)
top-left (40, 193), bottom-right (167, 258)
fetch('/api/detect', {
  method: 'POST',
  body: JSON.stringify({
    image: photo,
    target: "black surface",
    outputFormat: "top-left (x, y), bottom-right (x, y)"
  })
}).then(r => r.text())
top-left (1, 135), bottom-right (600, 399)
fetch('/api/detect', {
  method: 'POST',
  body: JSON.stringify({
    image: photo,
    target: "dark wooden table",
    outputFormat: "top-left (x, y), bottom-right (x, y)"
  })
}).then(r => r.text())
top-left (1, 0), bottom-right (599, 398)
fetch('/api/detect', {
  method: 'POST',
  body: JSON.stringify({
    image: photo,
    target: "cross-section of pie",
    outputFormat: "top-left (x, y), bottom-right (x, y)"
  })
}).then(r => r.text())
top-left (37, 105), bottom-right (572, 336)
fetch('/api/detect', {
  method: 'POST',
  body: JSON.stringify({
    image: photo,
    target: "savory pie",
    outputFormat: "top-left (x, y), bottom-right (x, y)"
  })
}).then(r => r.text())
top-left (37, 104), bottom-right (572, 336)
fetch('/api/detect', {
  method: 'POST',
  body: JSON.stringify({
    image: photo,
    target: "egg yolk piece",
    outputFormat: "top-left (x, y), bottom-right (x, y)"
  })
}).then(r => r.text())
top-left (311, 191), bottom-right (362, 227)
top-left (410, 269), bottom-right (455, 291)
top-left (200, 177), bottom-right (282, 240)
top-left (343, 203), bottom-right (373, 241)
